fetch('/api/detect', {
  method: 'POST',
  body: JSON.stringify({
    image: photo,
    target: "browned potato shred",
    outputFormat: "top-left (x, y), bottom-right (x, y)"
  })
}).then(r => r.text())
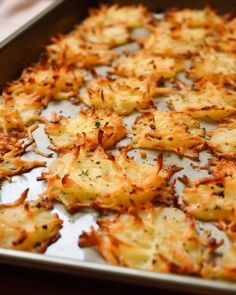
top-left (0, 189), bottom-right (62, 252)
top-left (42, 144), bottom-right (179, 212)
top-left (41, 108), bottom-right (127, 150)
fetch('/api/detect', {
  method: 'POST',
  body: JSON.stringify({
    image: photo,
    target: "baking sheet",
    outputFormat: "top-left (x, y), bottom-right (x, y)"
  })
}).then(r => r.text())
top-left (0, 11), bottom-right (235, 295)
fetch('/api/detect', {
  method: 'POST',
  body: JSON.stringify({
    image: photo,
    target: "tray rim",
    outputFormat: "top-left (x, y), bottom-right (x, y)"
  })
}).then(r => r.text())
top-left (0, 0), bottom-right (236, 293)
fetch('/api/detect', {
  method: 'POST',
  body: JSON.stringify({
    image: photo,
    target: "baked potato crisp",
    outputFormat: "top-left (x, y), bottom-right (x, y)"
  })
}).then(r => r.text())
top-left (2, 92), bottom-right (42, 126)
top-left (41, 108), bottom-right (127, 150)
top-left (42, 145), bottom-right (178, 212)
top-left (132, 110), bottom-right (205, 160)
top-left (0, 154), bottom-right (46, 181)
top-left (207, 119), bottom-right (236, 159)
top-left (167, 81), bottom-right (236, 121)
top-left (182, 171), bottom-right (236, 222)
top-left (0, 189), bottom-right (62, 252)
top-left (6, 64), bottom-right (85, 105)
top-left (81, 4), bottom-right (152, 29)
top-left (79, 207), bottom-right (207, 274)
top-left (190, 50), bottom-right (236, 80)
top-left (165, 7), bottom-right (224, 28)
top-left (81, 77), bottom-right (157, 115)
top-left (113, 51), bottom-right (184, 79)
top-left (46, 34), bottom-right (116, 67)
top-left (144, 22), bottom-right (215, 56)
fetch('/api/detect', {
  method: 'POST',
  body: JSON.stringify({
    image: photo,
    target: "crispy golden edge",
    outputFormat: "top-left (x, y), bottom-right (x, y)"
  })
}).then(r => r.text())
top-left (72, 4), bottom-right (153, 48)
top-left (79, 206), bottom-right (216, 275)
top-left (189, 50), bottom-right (236, 81)
top-left (45, 34), bottom-right (117, 67)
top-left (131, 110), bottom-right (205, 160)
top-left (0, 153), bottom-right (46, 181)
top-left (166, 79), bottom-right (236, 121)
top-left (80, 76), bottom-right (160, 115)
top-left (207, 119), bottom-right (236, 160)
top-left (113, 51), bottom-right (184, 80)
top-left (5, 63), bottom-right (86, 106)
top-left (83, 4), bottom-right (153, 28)
top-left (0, 189), bottom-right (63, 253)
top-left (181, 172), bottom-right (236, 223)
top-left (41, 144), bottom-right (180, 213)
top-left (164, 6), bottom-right (225, 28)
top-left (40, 108), bottom-right (127, 151)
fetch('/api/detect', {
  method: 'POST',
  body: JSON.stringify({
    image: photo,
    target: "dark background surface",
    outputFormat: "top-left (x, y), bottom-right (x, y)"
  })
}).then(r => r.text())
top-left (0, 264), bottom-right (212, 295)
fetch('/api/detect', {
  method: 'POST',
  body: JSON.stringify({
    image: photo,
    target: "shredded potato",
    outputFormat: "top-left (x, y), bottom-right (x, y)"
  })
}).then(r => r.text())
top-left (132, 110), bottom-right (205, 160)
top-left (207, 119), bottom-right (236, 159)
top-left (46, 34), bottom-right (116, 67)
top-left (42, 145), bottom-right (179, 212)
top-left (6, 64), bottom-right (85, 105)
top-left (81, 77), bottom-right (158, 115)
top-left (0, 189), bottom-right (62, 252)
top-left (165, 7), bottom-right (224, 28)
top-left (167, 81), bottom-right (236, 121)
top-left (0, 154), bottom-right (46, 181)
top-left (182, 170), bottom-right (236, 222)
top-left (41, 108), bottom-right (127, 150)
top-left (113, 51), bottom-right (184, 79)
top-left (144, 22), bottom-right (216, 56)
top-left (81, 4), bottom-right (152, 29)
top-left (79, 207), bottom-right (207, 274)
top-left (190, 50), bottom-right (236, 81)
top-left (2, 92), bottom-right (42, 126)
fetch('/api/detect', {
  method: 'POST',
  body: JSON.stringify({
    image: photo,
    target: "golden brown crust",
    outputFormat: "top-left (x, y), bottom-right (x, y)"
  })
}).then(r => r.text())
top-left (0, 154), bottom-right (46, 181)
top-left (46, 34), bottom-right (117, 67)
top-left (190, 49), bottom-right (236, 81)
top-left (113, 51), bottom-right (184, 80)
top-left (79, 207), bottom-right (210, 275)
top-left (80, 77), bottom-right (157, 115)
top-left (164, 7), bottom-right (224, 28)
top-left (132, 110), bottom-right (205, 160)
top-left (5, 63), bottom-right (86, 107)
top-left (41, 108), bottom-right (127, 151)
top-left (207, 119), bottom-right (236, 160)
top-left (182, 171), bottom-right (236, 223)
top-left (167, 80), bottom-right (236, 121)
top-left (42, 145), bottom-right (179, 213)
top-left (0, 189), bottom-right (62, 252)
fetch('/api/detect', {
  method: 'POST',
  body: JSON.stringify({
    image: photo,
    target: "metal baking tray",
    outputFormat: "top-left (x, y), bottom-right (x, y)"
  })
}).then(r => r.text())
top-left (0, 0), bottom-right (236, 294)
